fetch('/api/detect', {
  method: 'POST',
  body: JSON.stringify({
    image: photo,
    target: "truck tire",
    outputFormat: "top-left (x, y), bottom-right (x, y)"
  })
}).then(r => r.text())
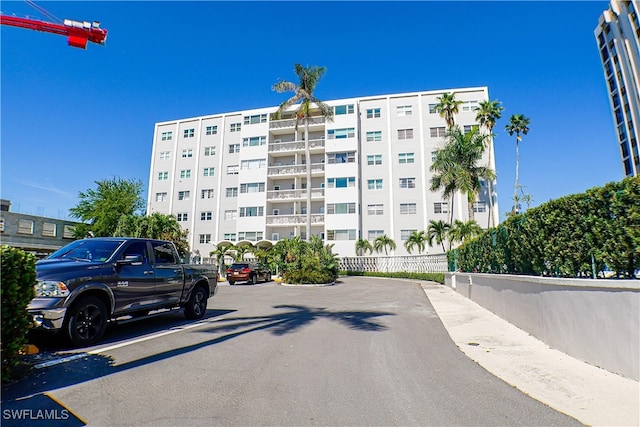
top-left (65, 296), bottom-right (108, 347)
top-left (184, 286), bottom-right (208, 320)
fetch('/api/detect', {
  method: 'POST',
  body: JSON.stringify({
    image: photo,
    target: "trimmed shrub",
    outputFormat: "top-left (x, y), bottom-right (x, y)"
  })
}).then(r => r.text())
top-left (341, 270), bottom-right (445, 284)
top-left (1, 246), bottom-right (36, 381)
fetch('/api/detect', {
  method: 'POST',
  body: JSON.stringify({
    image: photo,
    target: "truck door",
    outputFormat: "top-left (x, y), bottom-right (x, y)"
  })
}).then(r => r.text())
top-left (113, 241), bottom-right (156, 314)
top-left (151, 241), bottom-right (184, 305)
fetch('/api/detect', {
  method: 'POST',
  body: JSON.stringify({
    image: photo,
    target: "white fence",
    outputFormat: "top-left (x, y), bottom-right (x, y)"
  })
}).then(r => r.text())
top-left (339, 254), bottom-right (448, 273)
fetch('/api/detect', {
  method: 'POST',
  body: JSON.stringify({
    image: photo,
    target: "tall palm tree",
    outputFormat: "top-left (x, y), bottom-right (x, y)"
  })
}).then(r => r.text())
top-left (427, 220), bottom-right (450, 252)
top-left (404, 230), bottom-right (427, 254)
top-left (475, 99), bottom-right (504, 227)
top-left (449, 219), bottom-right (483, 246)
top-left (434, 92), bottom-right (463, 129)
top-left (373, 234), bottom-right (396, 255)
top-left (273, 64), bottom-right (334, 241)
top-left (355, 238), bottom-right (373, 256)
top-left (505, 114), bottom-right (531, 214)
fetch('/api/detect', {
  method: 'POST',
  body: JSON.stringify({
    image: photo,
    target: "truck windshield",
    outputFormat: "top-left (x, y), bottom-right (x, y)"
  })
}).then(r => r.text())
top-left (47, 239), bottom-right (125, 262)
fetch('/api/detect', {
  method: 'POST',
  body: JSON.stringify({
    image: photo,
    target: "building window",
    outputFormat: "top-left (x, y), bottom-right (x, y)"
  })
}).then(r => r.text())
top-left (200, 211), bottom-right (213, 221)
top-left (63, 225), bottom-right (75, 238)
top-left (397, 105), bottom-right (413, 116)
top-left (241, 159), bottom-right (266, 170)
top-left (157, 171), bottom-right (169, 181)
top-left (398, 152), bottom-right (414, 164)
top-left (159, 151), bottom-right (171, 160)
top-left (243, 114), bottom-right (267, 125)
top-left (327, 128), bottom-right (355, 139)
top-left (224, 210), bottom-right (237, 220)
top-left (18, 219), bottom-right (34, 235)
top-left (182, 149), bottom-right (193, 158)
top-left (400, 203), bottom-right (417, 214)
top-left (366, 108), bottom-right (381, 118)
top-left (226, 187), bottom-right (238, 197)
top-left (327, 203), bottom-right (356, 214)
top-left (229, 144), bottom-right (240, 153)
top-left (240, 182), bottom-right (265, 193)
top-left (367, 154), bottom-right (382, 165)
top-left (430, 127), bottom-right (446, 138)
top-left (398, 129), bottom-right (414, 140)
top-left (428, 104), bottom-right (438, 114)
top-left (227, 165), bottom-right (239, 175)
top-left (366, 131), bottom-right (382, 142)
top-left (327, 229), bottom-right (356, 240)
top-left (242, 136), bottom-right (267, 147)
top-left (204, 146), bottom-right (216, 156)
top-left (367, 179), bottom-right (383, 190)
top-left (42, 222), bottom-right (57, 237)
top-left (327, 177), bottom-right (356, 188)
top-left (367, 204), bottom-right (384, 215)
top-left (205, 125), bottom-right (218, 135)
top-left (239, 207), bottom-right (264, 217)
top-left (463, 125), bottom-right (478, 134)
top-left (230, 123), bottom-right (242, 132)
top-left (155, 192), bottom-right (168, 202)
top-left (399, 178), bottom-right (416, 189)
top-left (327, 152), bottom-right (355, 164)
top-left (334, 104), bottom-right (354, 115)
top-left (224, 233), bottom-right (236, 241)
top-left (401, 229), bottom-right (417, 241)
top-left (473, 201), bottom-right (487, 213)
top-left (178, 191), bottom-right (190, 201)
top-left (0, 218), bottom-right (5, 232)
top-left (461, 100), bottom-right (479, 112)
top-left (238, 231), bottom-right (263, 241)
top-left (180, 169), bottom-right (191, 179)
top-left (161, 131), bottom-right (173, 141)
top-left (199, 234), bottom-right (211, 244)
top-left (203, 167), bottom-right (215, 177)
top-left (367, 229), bottom-right (384, 240)
top-left (201, 189), bottom-right (214, 199)
top-left (434, 202), bottom-right (449, 214)
top-left (183, 128), bottom-right (194, 138)
top-left (177, 213), bottom-right (188, 221)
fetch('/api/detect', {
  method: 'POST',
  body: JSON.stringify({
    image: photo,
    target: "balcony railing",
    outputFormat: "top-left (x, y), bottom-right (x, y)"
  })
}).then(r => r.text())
top-left (269, 116), bottom-right (326, 130)
top-left (268, 138), bottom-right (325, 153)
top-left (266, 188), bottom-right (325, 200)
top-left (266, 214), bottom-right (325, 225)
top-left (267, 163), bottom-right (325, 177)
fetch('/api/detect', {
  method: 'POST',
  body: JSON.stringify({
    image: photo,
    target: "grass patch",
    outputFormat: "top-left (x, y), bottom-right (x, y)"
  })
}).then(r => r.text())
top-left (340, 270), bottom-right (445, 285)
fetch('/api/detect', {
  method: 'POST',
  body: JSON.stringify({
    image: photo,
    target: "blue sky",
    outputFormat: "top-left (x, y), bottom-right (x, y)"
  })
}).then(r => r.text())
top-left (1, 1), bottom-right (620, 223)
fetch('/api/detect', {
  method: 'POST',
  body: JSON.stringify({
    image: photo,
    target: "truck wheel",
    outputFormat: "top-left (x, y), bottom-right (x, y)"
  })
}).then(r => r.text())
top-left (251, 275), bottom-right (257, 285)
top-left (184, 286), bottom-right (208, 320)
top-left (65, 296), bottom-right (107, 347)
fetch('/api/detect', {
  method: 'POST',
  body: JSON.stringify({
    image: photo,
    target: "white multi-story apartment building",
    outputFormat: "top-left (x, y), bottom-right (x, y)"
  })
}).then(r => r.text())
top-left (147, 87), bottom-right (498, 258)
top-left (595, 0), bottom-right (640, 177)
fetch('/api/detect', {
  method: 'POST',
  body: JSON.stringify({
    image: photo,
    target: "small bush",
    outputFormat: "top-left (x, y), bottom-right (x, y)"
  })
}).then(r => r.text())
top-left (1, 246), bottom-right (36, 381)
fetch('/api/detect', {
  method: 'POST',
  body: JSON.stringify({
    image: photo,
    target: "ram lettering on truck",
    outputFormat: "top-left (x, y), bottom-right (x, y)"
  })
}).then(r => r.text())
top-left (29, 237), bottom-right (218, 346)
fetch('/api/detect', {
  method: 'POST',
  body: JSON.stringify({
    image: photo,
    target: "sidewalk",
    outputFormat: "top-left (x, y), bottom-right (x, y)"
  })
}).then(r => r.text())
top-left (421, 283), bottom-right (640, 427)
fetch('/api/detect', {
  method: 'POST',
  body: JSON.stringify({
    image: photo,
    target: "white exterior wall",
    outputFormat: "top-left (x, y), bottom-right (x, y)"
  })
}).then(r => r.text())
top-left (147, 87), bottom-right (497, 258)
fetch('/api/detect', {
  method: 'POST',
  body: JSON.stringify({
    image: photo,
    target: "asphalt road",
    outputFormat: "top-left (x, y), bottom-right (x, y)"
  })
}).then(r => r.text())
top-left (4, 277), bottom-right (581, 426)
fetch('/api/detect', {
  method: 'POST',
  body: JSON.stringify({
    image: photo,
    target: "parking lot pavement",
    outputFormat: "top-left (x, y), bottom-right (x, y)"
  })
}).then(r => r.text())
top-left (421, 283), bottom-right (640, 427)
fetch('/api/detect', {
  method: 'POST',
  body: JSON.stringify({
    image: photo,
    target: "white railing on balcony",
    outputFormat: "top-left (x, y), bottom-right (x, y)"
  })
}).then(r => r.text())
top-left (266, 214), bottom-right (324, 225)
top-left (267, 188), bottom-right (325, 200)
top-left (339, 254), bottom-right (448, 273)
top-left (269, 116), bottom-right (326, 130)
top-left (267, 163), bottom-right (325, 177)
top-left (268, 138), bottom-right (325, 153)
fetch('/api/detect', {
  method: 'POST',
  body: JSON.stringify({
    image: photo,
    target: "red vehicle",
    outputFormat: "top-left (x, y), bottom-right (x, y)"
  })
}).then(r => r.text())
top-left (226, 262), bottom-right (271, 285)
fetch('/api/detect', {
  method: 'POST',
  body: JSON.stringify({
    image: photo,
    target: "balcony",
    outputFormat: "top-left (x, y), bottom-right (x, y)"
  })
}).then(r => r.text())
top-left (267, 163), bottom-right (325, 177)
top-left (266, 188), bottom-right (325, 201)
top-left (269, 138), bottom-right (325, 156)
top-left (266, 214), bottom-right (324, 226)
top-left (269, 116), bottom-right (326, 131)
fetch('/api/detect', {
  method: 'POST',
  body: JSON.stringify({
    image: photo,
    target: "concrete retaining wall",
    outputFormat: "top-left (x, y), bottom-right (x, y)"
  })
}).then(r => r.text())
top-left (445, 273), bottom-right (640, 381)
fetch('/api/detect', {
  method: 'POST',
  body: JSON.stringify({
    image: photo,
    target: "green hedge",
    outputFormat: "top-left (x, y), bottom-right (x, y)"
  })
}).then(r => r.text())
top-left (1, 246), bottom-right (36, 381)
top-left (341, 271), bottom-right (445, 284)
top-left (450, 177), bottom-right (640, 278)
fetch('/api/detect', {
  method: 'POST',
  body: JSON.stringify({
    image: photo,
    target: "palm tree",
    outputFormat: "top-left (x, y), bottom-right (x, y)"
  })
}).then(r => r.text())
top-left (505, 114), bottom-right (531, 215)
top-left (427, 220), bottom-right (450, 252)
top-left (273, 64), bottom-right (334, 241)
top-left (373, 234), bottom-right (396, 255)
top-left (209, 244), bottom-right (234, 277)
top-left (355, 238), bottom-right (373, 256)
top-left (449, 219), bottom-right (483, 246)
top-left (404, 230), bottom-right (427, 254)
top-left (434, 92), bottom-right (463, 129)
top-left (475, 100), bottom-right (504, 227)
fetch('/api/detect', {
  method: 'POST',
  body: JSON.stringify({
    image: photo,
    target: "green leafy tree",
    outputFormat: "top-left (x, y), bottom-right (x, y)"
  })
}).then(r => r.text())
top-left (434, 92), bottom-right (463, 129)
top-left (209, 244), bottom-right (234, 276)
top-left (114, 212), bottom-right (189, 256)
top-left (233, 243), bottom-right (256, 262)
top-left (475, 99), bottom-right (504, 227)
top-left (355, 238), bottom-right (373, 256)
top-left (404, 230), bottom-right (428, 254)
top-left (373, 234), bottom-right (396, 255)
top-left (273, 64), bottom-right (334, 241)
top-left (70, 177), bottom-right (144, 238)
top-left (427, 220), bottom-right (450, 252)
top-left (449, 219), bottom-right (483, 246)
top-left (505, 114), bottom-right (531, 214)
top-left (270, 236), bottom-right (338, 284)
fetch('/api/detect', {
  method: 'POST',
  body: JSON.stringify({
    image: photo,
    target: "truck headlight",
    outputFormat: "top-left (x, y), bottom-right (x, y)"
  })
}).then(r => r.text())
top-left (34, 281), bottom-right (69, 297)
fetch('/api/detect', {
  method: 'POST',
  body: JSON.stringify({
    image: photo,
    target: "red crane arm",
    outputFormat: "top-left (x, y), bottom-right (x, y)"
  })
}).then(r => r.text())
top-left (0, 15), bottom-right (107, 49)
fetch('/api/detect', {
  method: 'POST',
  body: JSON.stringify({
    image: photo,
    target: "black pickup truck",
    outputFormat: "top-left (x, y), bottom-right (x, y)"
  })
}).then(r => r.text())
top-left (28, 237), bottom-right (218, 346)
